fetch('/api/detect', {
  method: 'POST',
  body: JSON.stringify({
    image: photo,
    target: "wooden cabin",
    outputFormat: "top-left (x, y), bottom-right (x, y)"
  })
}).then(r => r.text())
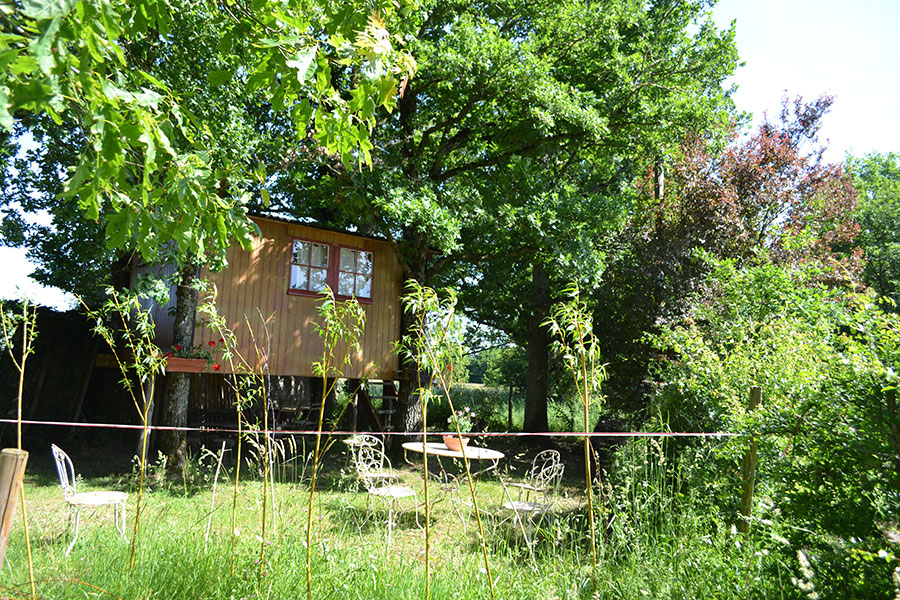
top-left (138, 215), bottom-right (404, 378)
top-left (200, 215), bottom-right (403, 379)
top-left (132, 216), bottom-right (404, 435)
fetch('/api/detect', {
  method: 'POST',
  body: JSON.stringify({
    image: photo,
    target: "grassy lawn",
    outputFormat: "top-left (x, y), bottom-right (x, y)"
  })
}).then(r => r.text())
top-left (2, 437), bottom-right (777, 599)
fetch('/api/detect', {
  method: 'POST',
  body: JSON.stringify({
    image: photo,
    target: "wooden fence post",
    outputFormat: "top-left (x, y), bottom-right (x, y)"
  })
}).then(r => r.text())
top-left (0, 449), bottom-right (29, 565)
top-left (738, 386), bottom-right (761, 535)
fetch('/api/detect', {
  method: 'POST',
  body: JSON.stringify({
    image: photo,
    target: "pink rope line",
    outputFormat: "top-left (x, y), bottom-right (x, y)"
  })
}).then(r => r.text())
top-left (0, 419), bottom-right (737, 438)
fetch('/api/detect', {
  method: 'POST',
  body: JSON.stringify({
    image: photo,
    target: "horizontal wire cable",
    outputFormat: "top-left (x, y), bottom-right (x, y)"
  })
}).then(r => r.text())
top-left (0, 419), bottom-right (738, 438)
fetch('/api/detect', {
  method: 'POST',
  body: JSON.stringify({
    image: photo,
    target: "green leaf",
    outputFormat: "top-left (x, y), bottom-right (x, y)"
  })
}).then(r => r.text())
top-left (285, 45), bottom-right (317, 83)
top-left (21, 0), bottom-right (76, 19)
top-left (9, 54), bottom-right (38, 76)
top-left (207, 70), bottom-right (233, 87)
top-left (105, 206), bottom-right (133, 250)
top-left (62, 156), bottom-right (91, 198)
top-left (0, 49), bottom-right (18, 72)
top-left (215, 214), bottom-right (226, 241)
top-left (292, 98), bottom-right (313, 135)
top-left (32, 17), bottom-right (61, 75)
top-left (139, 131), bottom-right (156, 166)
top-left (101, 79), bottom-right (132, 102)
top-left (134, 87), bottom-right (164, 108)
top-left (0, 86), bottom-right (12, 129)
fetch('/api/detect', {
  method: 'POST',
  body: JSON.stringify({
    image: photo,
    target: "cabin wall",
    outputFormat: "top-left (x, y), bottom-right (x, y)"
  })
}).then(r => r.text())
top-left (195, 217), bottom-right (403, 378)
top-left (130, 262), bottom-right (180, 349)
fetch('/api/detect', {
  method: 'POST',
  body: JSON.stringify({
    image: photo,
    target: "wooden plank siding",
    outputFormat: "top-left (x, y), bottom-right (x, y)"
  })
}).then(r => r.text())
top-left (194, 216), bottom-right (403, 379)
top-left (130, 263), bottom-right (181, 349)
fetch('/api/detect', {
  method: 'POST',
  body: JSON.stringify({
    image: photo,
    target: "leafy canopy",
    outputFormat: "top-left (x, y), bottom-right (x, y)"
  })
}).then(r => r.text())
top-left (1, 0), bottom-right (416, 268)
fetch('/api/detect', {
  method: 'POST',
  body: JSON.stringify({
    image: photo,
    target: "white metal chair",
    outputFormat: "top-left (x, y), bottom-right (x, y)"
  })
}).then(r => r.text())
top-left (500, 449), bottom-right (564, 551)
top-left (349, 435), bottom-right (396, 485)
top-left (51, 444), bottom-right (128, 556)
top-left (356, 445), bottom-right (419, 544)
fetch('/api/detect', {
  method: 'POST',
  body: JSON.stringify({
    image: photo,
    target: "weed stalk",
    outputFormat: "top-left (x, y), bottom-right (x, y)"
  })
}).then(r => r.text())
top-left (304, 287), bottom-right (365, 600)
top-left (546, 282), bottom-right (606, 580)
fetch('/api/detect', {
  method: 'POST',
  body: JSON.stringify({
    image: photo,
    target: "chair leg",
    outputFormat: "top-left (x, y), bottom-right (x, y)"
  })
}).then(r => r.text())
top-left (387, 500), bottom-right (394, 546)
top-left (524, 514), bottom-right (535, 557)
top-left (500, 487), bottom-right (536, 560)
top-left (66, 506), bottom-right (81, 557)
top-left (115, 501), bottom-right (128, 542)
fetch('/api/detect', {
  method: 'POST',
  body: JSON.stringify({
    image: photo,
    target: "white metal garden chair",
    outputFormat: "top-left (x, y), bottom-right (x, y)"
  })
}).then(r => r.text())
top-left (356, 445), bottom-right (419, 544)
top-left (51, 444), bottom-right (128, 556)
top-left (500, 449), bottom-right (564, 551)
top-left (350, 434), bottom-right (397, 485)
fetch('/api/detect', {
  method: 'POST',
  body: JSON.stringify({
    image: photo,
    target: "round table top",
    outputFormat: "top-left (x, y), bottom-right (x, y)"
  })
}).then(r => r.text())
top-left (401, 441), bottom-right (505, 461)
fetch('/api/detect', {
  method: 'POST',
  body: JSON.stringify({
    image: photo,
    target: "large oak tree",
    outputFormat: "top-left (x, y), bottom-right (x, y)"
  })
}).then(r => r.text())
top-left (280, 0), bottom-right (740, 432)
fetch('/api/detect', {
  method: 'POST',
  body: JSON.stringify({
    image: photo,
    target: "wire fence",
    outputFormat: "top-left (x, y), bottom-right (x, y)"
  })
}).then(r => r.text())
top-left (0, 418), bottom-right (738, 438)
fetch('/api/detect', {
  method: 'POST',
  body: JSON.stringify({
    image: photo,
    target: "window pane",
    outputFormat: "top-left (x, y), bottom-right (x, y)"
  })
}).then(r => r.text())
top-left (338, 271), bottom-right (355, 296)
top-left (356, 275), bottom-right (372, 298)
top-left (358, 251), bottom-right (373, 275)
top-left (340, 248), bottom-right (356, 272)
top-left (292, 241), bottom-right (310, 265)
top-left (290, 265), bottom-right (309, 290)
top-left (310, 267), bottom-right (328, 291)
top-left (310, 243), bottom-right (329, 268)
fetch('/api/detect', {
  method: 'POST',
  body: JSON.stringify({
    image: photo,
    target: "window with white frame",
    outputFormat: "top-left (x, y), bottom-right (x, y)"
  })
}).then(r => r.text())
top-left (288, 239), bottom-right (375, 301)
top-left (290, 240), bottom-right (330, 293)
top-left (338, 247), bottom-right (374, 299)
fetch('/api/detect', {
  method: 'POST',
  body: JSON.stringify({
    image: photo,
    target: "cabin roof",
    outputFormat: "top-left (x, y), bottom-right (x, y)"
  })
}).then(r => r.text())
top-left (249, 212), bottom-right (391, 244)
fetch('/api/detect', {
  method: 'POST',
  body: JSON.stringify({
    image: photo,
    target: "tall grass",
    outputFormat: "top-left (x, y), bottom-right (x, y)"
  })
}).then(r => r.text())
top-left (79, 289), bottom-right (167, 573)
top-left (5, 441), bottom-right (788, 600)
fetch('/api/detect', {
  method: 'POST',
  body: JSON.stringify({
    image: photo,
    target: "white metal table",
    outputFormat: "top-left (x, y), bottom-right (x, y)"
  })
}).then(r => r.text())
top-left (401, 441), bottom-right (504, 462)
top-left (401, 441), bottom-right (504, 478)
top-left (401, 441), bottom-right (504, 516)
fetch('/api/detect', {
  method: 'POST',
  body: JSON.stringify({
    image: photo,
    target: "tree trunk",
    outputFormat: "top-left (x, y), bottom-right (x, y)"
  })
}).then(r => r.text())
top-left (158, 262), bottom-right (198, 474)
top-left (393, 227), bottom-right (429, 437)
top-left (395, 297), bottom-right (424, 436)
top-left (524, 261), bottom-right (550, 432)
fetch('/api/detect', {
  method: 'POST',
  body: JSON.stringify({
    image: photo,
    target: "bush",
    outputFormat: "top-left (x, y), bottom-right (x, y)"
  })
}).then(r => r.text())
top-left (429, 383), bottom-right (524, 431)
top-left (648, 257), bottom-right (900, 598)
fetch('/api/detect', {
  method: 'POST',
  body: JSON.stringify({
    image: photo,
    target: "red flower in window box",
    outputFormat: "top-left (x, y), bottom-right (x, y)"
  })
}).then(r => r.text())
top-left (164, 341), bottom-right (224, 372)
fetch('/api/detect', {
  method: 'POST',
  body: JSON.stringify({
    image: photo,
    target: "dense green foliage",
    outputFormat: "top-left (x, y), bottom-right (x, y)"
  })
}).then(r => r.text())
top-left (1, 0), bottom-right (415, 272)
top-left (850, 152), bottom-right (900, 306)
top-left (649, 258), bottom-right (900, 598)
top-left (593, 96), bottom-right (859, 417)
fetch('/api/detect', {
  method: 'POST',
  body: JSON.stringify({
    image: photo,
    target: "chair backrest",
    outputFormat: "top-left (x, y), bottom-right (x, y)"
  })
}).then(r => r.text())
top-left (349, 434), bottom-right (383, 452)
top-left (50, 444), bottom-right (77, 499)
top-left (529, 449), bottom-right (563, 505)
top-left (354, 445), bottom-right (392, 492)
top-left (351, 435), bottom-right (383, 470)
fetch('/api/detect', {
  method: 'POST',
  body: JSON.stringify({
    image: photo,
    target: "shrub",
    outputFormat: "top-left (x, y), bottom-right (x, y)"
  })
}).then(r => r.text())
top-left (648, 257), bottom-right (900, 598)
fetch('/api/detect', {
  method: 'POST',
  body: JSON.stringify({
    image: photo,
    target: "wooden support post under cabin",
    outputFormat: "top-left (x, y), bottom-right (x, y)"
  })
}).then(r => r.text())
top-left (355, 386), bottom-right (383, 433)
top-left (347, 379), bottom-right (359, 433)
top-left (0, 449), bottom-right (28, 565)
top-left (738, 386), bottom-right (762, 535)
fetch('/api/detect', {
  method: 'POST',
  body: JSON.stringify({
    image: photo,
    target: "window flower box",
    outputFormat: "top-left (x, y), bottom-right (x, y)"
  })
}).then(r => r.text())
top-left (164, 357), bottom-right (207, 373)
